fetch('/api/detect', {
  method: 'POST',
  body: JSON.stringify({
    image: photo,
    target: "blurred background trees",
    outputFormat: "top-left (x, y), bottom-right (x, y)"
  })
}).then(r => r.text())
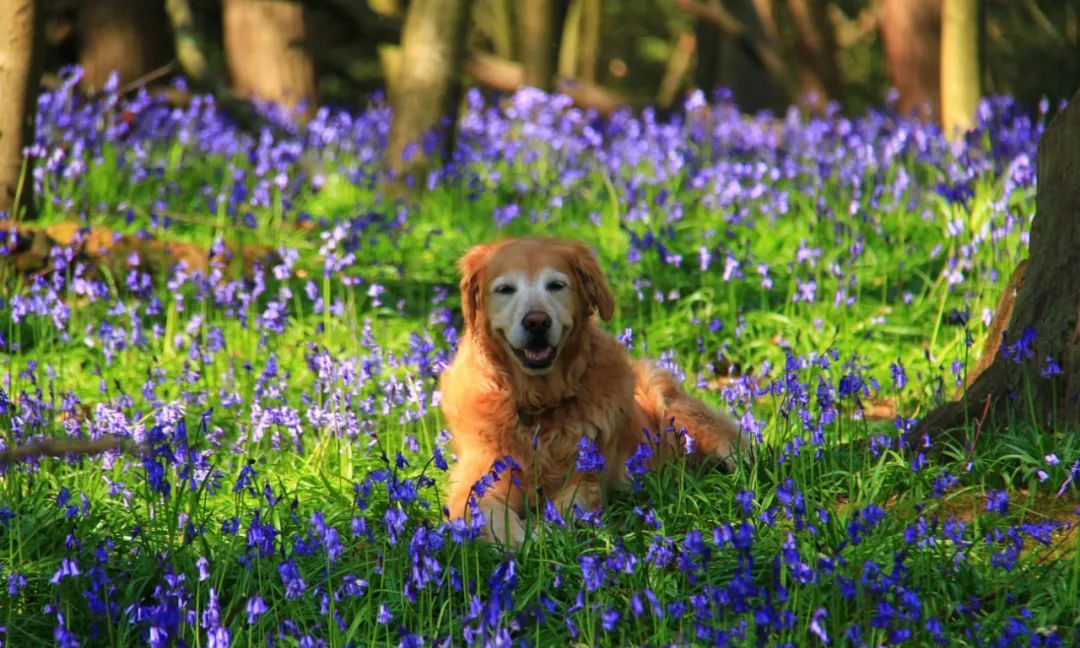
top-left (1, 0), bottom-right (1079, 210)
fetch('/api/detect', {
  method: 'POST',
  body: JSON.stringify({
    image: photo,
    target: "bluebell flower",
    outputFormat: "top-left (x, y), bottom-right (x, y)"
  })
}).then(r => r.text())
top-left (1041, 355), bottom-right (1063, 378)
top-left (985, 490), bottom-right (1009, 514)
top-left (575, 435), bottom-right (605, 473)
top-left (377, 603), bottom-right (393, 624)
top-left (7, 572), bottom-right (27, 596)
top-left (384, 506), bottom-right (408, 544)
top-left (277, 559), bottom-right (306, 599)
top-left (735, 490), bottom-right (754, 516)
top-left (808, 607), bottom-right (828, 644)
top-left (196, 556), bottom-right (210, 581)
top-left (543, 498), bottom-right (566, 527)
top-left (1002, 327), bottom-right (1037, 363)
top-left (244, 591), bottom-right (266, 622)
top-left (890, 360), bottom-right (908, 389)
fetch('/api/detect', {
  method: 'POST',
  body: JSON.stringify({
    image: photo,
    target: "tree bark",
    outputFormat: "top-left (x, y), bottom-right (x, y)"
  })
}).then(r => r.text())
top-left (916, 88), bottom-right (1080, 446)
top-left (578, 0), bottom-right (600, 83)
top-left (785, 0), bottom-right (842, 107)
top-left (75, 0), bottom-right (173, 92)
top-left (881, 0), bottom-right (941, 119)
top-left (223, 0), bottom-right (317, 120)
top-left (385, 0), bottom-right (472, 193)
top-left (518, 0), bottom-right (567, 91)
top-left (657, 31), bottom-right (696, 110)
top-left (557, 0), bottom-right (581, 80)
top-left (679, 0), bottom-right (790, 111)
top-left (0, 0), bottom-right (44, 218)
top-left (940, 0), bottom-right (980, 137)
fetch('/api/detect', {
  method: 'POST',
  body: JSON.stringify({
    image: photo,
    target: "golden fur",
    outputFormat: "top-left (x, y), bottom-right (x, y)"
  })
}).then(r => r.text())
top-left (440, 237), bottom-right (746, 545)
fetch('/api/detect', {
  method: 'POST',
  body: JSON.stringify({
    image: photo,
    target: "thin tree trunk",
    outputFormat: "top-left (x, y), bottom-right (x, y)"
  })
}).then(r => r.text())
top-left (76, 0), bottom-right (173, 92)
top-left (385, 0), bottom-right (472, 193)
top-left (785, 0), bottom-right (842, 107)
top-left (223, 0), bottom-right (317, 120)
top-left (657, 30), bottom-right (696, 110)
top-left (752, 0), bottom-right (780, 43)
top-left (940, 0), bottom-right (980, 136)
top-left (881, 0), bottom-right (941, 119)
top-left (518, 0), bottom-right (566, 91)
top-left (0, 0), bottom-right (44, 218)
top-left (693, 9), bottom-right (721, 97)
top-left (680, 0), bottom-right (791, 109)
top-left (578, 0), bottom-right (600, 83)
top-left (557, 0), bottom-right (582, 80)
top-left (489, 0), bottom-right (514, 59)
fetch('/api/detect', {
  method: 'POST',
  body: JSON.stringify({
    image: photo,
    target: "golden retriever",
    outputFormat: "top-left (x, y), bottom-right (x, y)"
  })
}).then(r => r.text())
top-left (440, 237), bottom-right (746, 545)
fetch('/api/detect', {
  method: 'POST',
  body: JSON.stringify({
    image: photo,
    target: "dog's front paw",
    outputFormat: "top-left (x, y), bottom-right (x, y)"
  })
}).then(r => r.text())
top-left (480, 504), bottom-right (531, 549)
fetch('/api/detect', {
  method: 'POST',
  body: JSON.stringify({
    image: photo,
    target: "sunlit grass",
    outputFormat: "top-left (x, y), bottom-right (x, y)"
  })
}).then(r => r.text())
top-left (0, 77), bottom-right (1074, 646)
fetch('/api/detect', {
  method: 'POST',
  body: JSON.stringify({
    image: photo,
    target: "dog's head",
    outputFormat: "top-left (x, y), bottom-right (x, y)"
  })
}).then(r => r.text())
top-left (458, 238), bottom-right (615, 375)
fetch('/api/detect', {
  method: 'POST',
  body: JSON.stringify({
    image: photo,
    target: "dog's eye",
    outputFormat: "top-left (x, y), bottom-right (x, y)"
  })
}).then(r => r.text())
top-left (546, 281), bottom-right (567, 292)
top-left (493, 284), bottom-right (516, 295)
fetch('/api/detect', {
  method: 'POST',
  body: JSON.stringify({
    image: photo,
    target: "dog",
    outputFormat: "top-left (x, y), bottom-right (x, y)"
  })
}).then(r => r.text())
top-left (440, 237), bottom-right (747, 545)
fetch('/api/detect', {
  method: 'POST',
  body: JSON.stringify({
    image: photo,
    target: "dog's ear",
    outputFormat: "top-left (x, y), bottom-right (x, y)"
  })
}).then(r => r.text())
top-left (568, 242), bottom-right (615, 321)
top-left (458, 243), bottom-right (496, 334)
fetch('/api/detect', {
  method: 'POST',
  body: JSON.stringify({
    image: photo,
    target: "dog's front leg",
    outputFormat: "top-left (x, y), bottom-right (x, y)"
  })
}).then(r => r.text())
top-left (553, 473), bottom-right (603, 517)
top-left (477, 498), bottom-right (531, 548)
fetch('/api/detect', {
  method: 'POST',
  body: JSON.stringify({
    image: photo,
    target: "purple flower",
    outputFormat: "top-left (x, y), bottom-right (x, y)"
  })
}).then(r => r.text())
top-left (277, 559), bottom-right (306, 599)
top-left (377, 603), bottom-right (393, 624)
top-left (735, 490), bottom-right (754, 516)
top-left (384, 506), bottom-right (408, 545)
top-left (245, 594), bottom-right (268, 624)
top-left (1002, 327), bottom-right (1037, 363)
top-left (543, 498), bottom-right (566, 527)
top-left (7, 572), bottom-right (27, 596)
top-left (1041, 355), bottom-right (1063, 378)
top-left (985, 489), bottom-right (1009, 515)
top-left (50, 557), bottom-right (81, 584)
top-left (625, 439), bottom-right (654, 487)
top-left (196, 556), bottom-right (210, 581)
top-left (575, 435), bottom-right (605, 473)
top-left (890, 361), bottom-right (908, 390)
top-left (809, 607), bottom-right (829, 644)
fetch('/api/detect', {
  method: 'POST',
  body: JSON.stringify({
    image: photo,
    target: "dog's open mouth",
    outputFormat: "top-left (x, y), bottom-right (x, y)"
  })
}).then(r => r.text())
top-left (514, 344), bottom-right (557, 369)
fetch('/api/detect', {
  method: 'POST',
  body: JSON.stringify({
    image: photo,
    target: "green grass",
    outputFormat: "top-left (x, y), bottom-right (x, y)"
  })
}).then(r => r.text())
top-left (0, 89), bottom-right (1076, 646)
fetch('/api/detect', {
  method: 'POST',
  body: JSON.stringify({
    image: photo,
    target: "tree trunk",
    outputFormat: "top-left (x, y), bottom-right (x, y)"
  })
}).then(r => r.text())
top-left (385, 0), bottom-right (472, 193)
top-left (719, 0), bottom-right (786, 111)
top-left (518, 0), bottom-right (567, 91)
top-left (881, 0), bottom-right (941, 119)
top-left (557, 0), bottom-right (581, 80)
top-left (488, 0), bottom-right (514, 60)
top-left (578, 0), bottom-right (600, 83)
top-left (657, 30), bottom-right (696, 110)
top-left (940, 0), bottom-right (980, 137)
top-left (223, 0), bottom-right (317, 120)
top-left (682, 0), bottom-right (789, 111)
top-left (76, 0), bottom-right (173, 92)
top-left (916, 88), bottom-right (1080, 445)
top-left (0, 0), bottom-right (43, 218)
top-left (785, 0), bottom-right (842, 107)
top-left (693, 9), bottom-right (721, 97)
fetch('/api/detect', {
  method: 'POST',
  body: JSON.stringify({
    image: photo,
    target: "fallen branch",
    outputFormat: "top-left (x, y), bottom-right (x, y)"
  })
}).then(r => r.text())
top-left (0, 436), bottom-right (133, 467)
top-left (464, 51), bottom-right (633, 115)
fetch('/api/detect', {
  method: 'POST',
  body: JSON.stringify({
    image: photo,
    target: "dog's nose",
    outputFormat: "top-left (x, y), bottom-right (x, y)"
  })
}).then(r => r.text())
top-left (522, 311), bottom-right (552, 333)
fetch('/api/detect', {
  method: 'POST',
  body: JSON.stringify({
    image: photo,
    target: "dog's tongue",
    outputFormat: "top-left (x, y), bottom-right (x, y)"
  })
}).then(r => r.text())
top-left (524, 346), bottom-right (553, 361)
